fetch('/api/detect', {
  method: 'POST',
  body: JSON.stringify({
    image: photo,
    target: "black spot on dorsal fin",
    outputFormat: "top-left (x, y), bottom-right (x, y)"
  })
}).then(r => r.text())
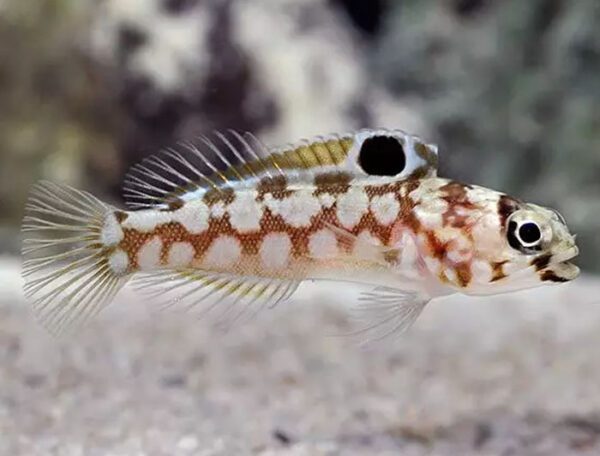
top-left (358, 136), bottom-right (406, 176)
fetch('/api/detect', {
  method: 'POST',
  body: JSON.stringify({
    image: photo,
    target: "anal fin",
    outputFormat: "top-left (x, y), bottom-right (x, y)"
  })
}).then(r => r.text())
top-left (133, 269), bottom-right (300, 329)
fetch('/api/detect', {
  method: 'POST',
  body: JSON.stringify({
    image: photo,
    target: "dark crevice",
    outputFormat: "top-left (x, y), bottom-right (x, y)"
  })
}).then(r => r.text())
top-left (117, 24), bottom-right (148, 63)
top-left (330, 0), bottom-right (385, 38)
top-left (162, 0), bottom-right (200, 15)
top-left (453, 0), bottom-right (489, 17)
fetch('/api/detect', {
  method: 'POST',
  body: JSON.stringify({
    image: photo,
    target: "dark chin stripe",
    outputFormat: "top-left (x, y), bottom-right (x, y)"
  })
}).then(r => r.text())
top-left (530, 253), bottom-right (552, 271)
top-left (540, 270), bottom-right (570, 283)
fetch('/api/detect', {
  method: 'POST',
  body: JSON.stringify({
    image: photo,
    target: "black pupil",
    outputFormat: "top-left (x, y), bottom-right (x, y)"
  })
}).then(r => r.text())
top-left (519, 222), bottom-right (541, 244)
top-left (358, 136), bottom-right (406, 176)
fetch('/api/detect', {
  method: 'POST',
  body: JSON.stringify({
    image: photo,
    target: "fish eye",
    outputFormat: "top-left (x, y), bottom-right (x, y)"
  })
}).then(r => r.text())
top-left (518, 222), bottom-right (542, 246)
top-left (507, 219), bottom-right (543, 252)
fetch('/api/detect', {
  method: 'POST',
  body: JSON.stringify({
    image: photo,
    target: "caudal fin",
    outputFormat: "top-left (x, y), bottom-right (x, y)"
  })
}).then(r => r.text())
top-left (21, 181), bottom-right (129, 335)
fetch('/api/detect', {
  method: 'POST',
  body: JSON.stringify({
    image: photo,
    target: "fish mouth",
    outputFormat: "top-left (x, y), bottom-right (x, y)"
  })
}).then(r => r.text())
top-left (537, 246), bottom-right (580, 283)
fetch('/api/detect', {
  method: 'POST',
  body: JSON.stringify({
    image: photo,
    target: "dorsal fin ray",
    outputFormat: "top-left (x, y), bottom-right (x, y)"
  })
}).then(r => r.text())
top-left (122, 129), bottom-right (439, 209)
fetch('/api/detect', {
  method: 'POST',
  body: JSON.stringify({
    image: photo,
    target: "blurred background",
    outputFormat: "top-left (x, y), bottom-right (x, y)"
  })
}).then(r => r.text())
top-left (1, 1), bottom-right (600, 454)
top-left (1, 0), bottom-right (599, 270)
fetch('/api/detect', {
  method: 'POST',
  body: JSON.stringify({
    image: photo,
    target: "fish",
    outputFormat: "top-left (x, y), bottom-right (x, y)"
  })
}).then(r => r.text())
top-left (21, 128), bottom-right (580, 339)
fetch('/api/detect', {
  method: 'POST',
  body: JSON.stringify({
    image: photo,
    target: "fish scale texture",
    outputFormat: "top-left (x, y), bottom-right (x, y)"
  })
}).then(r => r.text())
top-left (2, 256), bottom-right (600, 455)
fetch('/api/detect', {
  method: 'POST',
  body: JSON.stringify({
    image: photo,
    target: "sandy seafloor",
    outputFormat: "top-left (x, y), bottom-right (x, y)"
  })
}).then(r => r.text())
top-left (2, 256), bottom-right (600, 455)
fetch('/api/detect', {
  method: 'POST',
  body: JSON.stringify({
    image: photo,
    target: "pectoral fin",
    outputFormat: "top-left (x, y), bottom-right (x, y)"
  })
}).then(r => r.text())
top-left (344, 286), bottom-right (430, 347)
top-left (321, 222), bottom-right (400, 265)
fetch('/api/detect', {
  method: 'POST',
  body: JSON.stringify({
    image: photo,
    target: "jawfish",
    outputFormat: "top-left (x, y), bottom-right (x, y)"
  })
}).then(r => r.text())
top-left (22, 129), bottom-right (579, 338)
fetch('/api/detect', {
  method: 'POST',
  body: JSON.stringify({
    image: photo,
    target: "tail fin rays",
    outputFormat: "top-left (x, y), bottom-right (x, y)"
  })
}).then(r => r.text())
top-left (21, 181), bottom-right (129, 335)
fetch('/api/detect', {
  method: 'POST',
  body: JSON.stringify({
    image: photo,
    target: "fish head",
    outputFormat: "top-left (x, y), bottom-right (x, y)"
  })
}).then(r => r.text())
top-left (403, 180), bottom-right (580, 295)
top-left (461, 192), bottom-right (580, 294)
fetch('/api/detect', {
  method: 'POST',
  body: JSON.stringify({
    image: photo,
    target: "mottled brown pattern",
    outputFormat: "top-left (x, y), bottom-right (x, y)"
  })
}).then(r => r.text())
top-left (366, 182), bottom-right (414, 244)
top-left (119, 177), bottom-right (480, 286)
top-left (256, 175), bottom-right (287, 196)
top-left (491, 261), bottom-right (508, 282)
top-left (365, 181), bottom-right (402, 198)
top-left (397, 179), bottom-right (422, 234)
top-left (313, 171), bottom-right (352, 195)
top-left (383, 249), bottom-right (400, 264)
top-left (114, 211), bottom-right (129, 223)
top-left (409, 165), bottom-right (430, 180)
top-left (455, 263), bottom-right (473, 287)
top-left (440, 181), bottom-right (473, 203)
top-left (540, 270), bottom-right (570, 283)
top-left (530, 253), bottom-right (552, 271)
top-left (355, 212), bottom-right (394, 245)
top-left (497, 195), bottom-right (521, 227)
top-left (165, 199), bottom-right (184, 211)
top-left (440, 181), bottom-right (477, 227)
top-left (203, 187), bottom-right (235, 206)
top-left (425, 231), bottom-right (447, 260)
top-left (256, 176), bottom-right (294, 201)
top-left (414, 142), bottom-right (439, 170)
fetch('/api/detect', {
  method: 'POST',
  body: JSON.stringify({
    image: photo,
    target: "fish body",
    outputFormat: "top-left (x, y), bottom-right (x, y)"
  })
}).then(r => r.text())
top-left (22, 129), bottom-right (579, 336)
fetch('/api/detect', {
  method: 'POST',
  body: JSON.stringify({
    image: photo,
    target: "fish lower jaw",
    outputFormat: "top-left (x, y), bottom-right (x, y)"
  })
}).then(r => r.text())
top-left (539, 261), bottom-right (580, 283)
top-left (539, 246), bottom-right (580, 283)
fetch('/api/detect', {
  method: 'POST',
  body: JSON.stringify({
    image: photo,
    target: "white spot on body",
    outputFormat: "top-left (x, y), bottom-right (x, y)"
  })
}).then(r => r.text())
top-left (227, 191), bottom-right (263, 232)
top-left (408, 178), bottom-right (446, 203)
top-left (435, 227), bottom-right (472, 264)
top-left (210, 201), bottom-right (226, 219)
top-left (274, 190), bottom-right (321, 228)
top-left (108, 249), bottom-right (129, 275)
top-left (138, 236), bottom-right (163, 271)
top-left (353, 230), bottom-right (381, 258)
top-left (356, 230), bottom-right (381, 246)
top-left (101, 212), bottom-right (124, 246)
top-left (503, 261), bottom-right (522, 276)
top-left (396, 232), bottom-right (421, 280)
top-left (370, 193), bottom-right (400, 226)
top-left (471, 260), bottom-right (493, 283)
top-left (203, 236), bottom-right (241, 269)
top-left (471, 213), bottom-right (504, 251)
top-left (173, 199), bottom-right (209, 234)
top-left (167, 242), bottom-right (195, 267)
top-left (336, 187), bottom-right (368, 229)
top-left (122, 210), bottom-right (171, 232)
top-left (424, 256), bottom-right (442, 275)
top-left (308, 229), bottom-right (338, 259)
top-left (413, 198), bottom-right (448, 229)
top-left (318, 193), bottom-right (336, 209)
top-left (260, 233), bottom-right (292, 269)
top-left (465, 186), bottom-right (500, 204)
top-left (263, 193), bottom-right (279, 213)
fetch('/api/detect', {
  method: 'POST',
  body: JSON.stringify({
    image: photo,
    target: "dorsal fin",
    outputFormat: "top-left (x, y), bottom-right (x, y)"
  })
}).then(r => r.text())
top-left (122, 129), bottom-right (439, 209)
